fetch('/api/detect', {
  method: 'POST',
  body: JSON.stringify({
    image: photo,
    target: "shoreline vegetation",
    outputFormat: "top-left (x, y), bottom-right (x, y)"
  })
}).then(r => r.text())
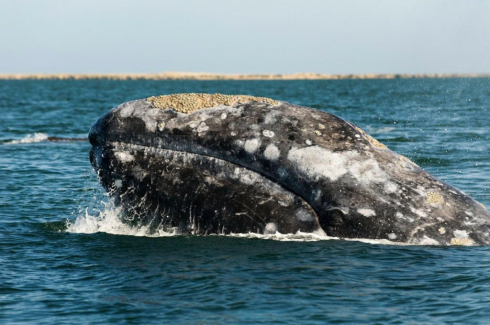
top-left (0, 72), bottom-right (489, 80)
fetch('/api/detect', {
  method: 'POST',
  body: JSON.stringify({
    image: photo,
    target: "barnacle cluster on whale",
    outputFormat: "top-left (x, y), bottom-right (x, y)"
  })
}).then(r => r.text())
top-left (147, 93), bottom-right (279, 113)
top-left (88, 93), bottom-right (490, 245)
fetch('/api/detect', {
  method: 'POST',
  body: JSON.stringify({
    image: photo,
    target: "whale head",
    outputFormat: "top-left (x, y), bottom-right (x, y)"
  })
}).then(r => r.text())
top-left (89, 93), bottom-right (490, 245)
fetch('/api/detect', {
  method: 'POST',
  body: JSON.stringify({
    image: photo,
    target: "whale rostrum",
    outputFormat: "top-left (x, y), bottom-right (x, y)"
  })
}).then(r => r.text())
top-left (88, 93), bottom-right (490, 245)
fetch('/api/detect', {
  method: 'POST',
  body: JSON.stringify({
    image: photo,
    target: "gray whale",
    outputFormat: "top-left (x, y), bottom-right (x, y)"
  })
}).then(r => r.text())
top-left (89, 93), bottom-right (490, 245)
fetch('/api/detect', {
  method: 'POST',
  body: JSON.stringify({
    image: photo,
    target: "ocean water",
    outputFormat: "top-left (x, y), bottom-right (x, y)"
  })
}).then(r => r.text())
top-left (1, 79), bottom-right (490, 324)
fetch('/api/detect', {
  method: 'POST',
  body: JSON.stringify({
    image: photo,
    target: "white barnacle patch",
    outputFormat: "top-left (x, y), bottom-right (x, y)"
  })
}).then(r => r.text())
top-left (114, 179), bottom-right (123, 188)
top-left (305, 139), bottom-right (312, 145)
top-left (387, 233), bottom-right (397, 240)
top-left (357, 208), bottom-right (376, 217)
top-left (451, 230), bottom-right (474, 246)
top-left (220, 113), bottom-right (227, 120)
top-left (264, 144), bottom-right (280, 161)
top-left (197, 122), bottom-right (210, 133)
top-left (465, 211), bottom-right (474, 217)
top-left (157, 121), bottom-right (166, 131)
top-left (230, 131), bottom-right (237, 136)
top-left (244, 138), bottom-right (261, 154)
top-left (114, 152), bottom-right (134, 163)
top-left (264, 222), bottom-right (278, 234)
top-left (438, 227), bottom-right (446, 234)
top-left (295, 208), bottom-right (314, 222)
top-left (427, 192), bottom-right (444, 206)
top-left (189, 122), bottom-right (198, 129)
top-left (262, 129), bottom-right (275, 138)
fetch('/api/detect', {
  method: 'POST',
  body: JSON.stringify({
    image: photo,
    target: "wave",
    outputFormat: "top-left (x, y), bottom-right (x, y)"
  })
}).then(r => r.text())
top-left (5, 133), bottom-right (48, 144)
top-left (364, 126), bottom-right (396, 134)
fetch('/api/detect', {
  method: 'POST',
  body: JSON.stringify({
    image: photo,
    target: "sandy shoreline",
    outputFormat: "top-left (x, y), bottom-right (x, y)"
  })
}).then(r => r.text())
top-left (0, 72), bottom-right (489, 80)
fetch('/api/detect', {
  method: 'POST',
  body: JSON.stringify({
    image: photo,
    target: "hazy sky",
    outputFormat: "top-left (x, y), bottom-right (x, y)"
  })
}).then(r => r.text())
top-left (1, 0), bottom-right (489, 74)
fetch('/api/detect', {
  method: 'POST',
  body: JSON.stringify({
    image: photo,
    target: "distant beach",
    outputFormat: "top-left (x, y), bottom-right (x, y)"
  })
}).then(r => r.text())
top-left (0, 72), bottom-right (489, 80)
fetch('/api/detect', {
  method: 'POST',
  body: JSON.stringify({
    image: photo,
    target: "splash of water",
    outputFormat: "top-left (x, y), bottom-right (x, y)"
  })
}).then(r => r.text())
top-left (5, 133), bottom-right (48, 144)
top-left (66, 201), bottom-right (177, 237)
top-left (66, 199), bottom-right (408, 245)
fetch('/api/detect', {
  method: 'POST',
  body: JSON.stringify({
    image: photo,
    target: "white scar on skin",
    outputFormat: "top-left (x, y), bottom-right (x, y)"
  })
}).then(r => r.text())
top-left (264, 110), bottom-right (281, 124)
top-left (358, 208), bottom-right (376, 217)
top-left (264, 144), bottom-right (280, 161)
top-left (295, 208), bottom-right (314, 222)
top-left (244, 138), bottom-right (261, 154)
top-left (287, 146), bottom-right (397, 192)
top-left (264, 222), bottom-right (278, 234)
top-left (114, 152), bottom-right (134, 163)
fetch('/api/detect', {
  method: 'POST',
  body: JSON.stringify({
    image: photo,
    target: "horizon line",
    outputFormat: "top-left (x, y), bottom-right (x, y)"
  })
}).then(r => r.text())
top-left (1, 71), bottom-right (489, 80)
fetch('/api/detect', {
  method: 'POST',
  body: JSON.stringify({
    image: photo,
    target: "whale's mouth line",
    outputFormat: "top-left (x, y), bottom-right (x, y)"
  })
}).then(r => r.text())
top-left (106, 140), bottom-right (315, 208)
top-left (109, 139), bottom-right (289, 187)
top-left (110, 140), bottom-right (243, 167)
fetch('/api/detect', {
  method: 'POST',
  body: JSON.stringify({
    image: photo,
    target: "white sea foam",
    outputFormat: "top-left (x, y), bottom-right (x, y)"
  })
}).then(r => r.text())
top-left (66, 202), bottom-right (176, 237)
top-left (227, 232), bottom-right (410, 245)
top-left (5, 133), bottom-right (48, 144)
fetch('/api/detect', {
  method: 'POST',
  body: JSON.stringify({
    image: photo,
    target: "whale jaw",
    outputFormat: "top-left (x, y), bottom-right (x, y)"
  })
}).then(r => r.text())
top-left (89, 96), bottom-right (490, 245)
top-left (90, 141), bottom-right (323, 235)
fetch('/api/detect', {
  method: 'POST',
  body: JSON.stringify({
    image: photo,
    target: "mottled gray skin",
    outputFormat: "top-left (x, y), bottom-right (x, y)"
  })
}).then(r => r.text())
top-left (89, 98), bottom-right (490, 245)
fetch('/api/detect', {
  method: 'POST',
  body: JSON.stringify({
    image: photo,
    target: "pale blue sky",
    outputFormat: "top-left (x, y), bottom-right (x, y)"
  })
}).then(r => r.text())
top-left (1, 0), bottom-right (489, 74)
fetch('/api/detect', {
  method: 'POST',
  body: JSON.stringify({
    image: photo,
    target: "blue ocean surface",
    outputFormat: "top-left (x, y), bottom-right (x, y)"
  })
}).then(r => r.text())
top-left (1, 79), bottom-right (490, 324)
